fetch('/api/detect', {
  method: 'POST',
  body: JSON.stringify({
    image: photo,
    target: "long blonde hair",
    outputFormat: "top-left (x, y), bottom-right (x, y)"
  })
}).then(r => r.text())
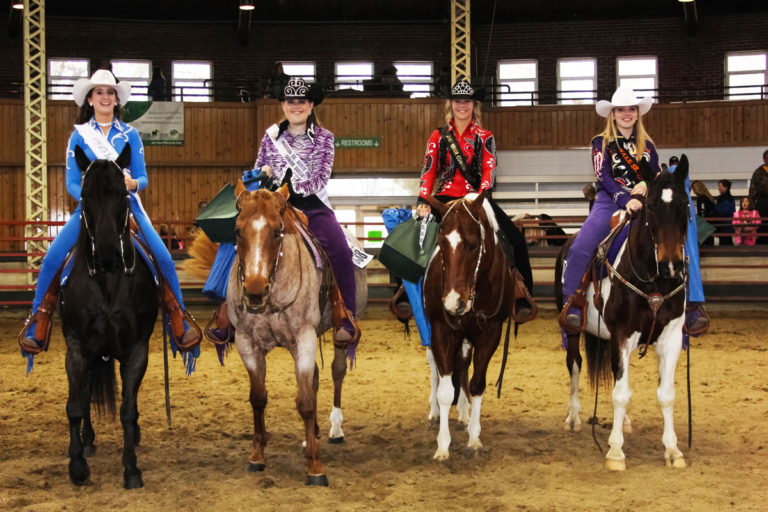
top-left (444, 100), bottom-right (483, 128)
top-left (691, 180), bottom-right (715, 202)
top-left (593, 108), bottom-right (652, 159)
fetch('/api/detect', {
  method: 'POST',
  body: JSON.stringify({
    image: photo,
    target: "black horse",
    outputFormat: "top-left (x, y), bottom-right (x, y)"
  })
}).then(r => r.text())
top-left (60, 144), bottom-right (158, 489)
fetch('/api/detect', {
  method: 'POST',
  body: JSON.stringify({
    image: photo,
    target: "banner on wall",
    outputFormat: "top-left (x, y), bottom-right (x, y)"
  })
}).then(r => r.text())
top-left (122, 101), bottom-right (184, 146)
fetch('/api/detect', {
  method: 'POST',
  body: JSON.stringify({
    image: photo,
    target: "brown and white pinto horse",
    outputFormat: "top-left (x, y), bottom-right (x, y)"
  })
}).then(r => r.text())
top-left (423, 190), bottom-right (516, 460)
top-left (220, 181), bottom-right (365, 486)
top-left (555, 156), bottom-right (691, 471)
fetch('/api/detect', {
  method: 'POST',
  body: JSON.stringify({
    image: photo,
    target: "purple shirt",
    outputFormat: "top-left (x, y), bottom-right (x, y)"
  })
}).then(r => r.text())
top-left (254, 125), bottom-right (335, 198)
top-left (592, 134), bottom-right (660, 208)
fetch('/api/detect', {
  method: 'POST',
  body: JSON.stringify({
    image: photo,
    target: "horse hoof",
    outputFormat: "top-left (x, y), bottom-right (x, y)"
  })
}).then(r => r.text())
top-left (328, 436), bottom-right (345, 445)
top-left (623, 424), bottom-right (633, 434)
top-left (456, 422), bottom-right (467, 432)
top-left (306, 474), bottom-right (329, 487)
top-left (464, 447), bottom-right (481, 459)
top-left (572, 422), bottom-right (582, 433)
top-left (83, 445), bottom-right (96, 458)
top-left (69, 467), bottom-right (91, 486)
top-left (124, 473), bottom-right (144, 490)
top-left (666, 456), bottom-right (687, 469)
top-left (433, 450), bottom-right (450, 462)
top-left (429, 417), bottom-right (439, 426)
top-left (605, 459), bottom-right (626, 471)
top-left (247, 462), bottom-right (266, 472)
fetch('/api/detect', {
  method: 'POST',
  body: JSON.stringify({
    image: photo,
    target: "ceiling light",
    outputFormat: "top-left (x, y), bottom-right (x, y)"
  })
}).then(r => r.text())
top-left (12, 2), bottom-right (24, 9)
top-left (678, 0), bottom-right (694, 2)
top-left (239, 1), bottom-right (255, 10)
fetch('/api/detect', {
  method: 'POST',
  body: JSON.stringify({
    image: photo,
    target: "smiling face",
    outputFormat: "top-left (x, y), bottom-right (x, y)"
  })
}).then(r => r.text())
top-left (451, 100), bottom-right (473, 124)
top-left (281, 99), bottom-right (313, 126)
top-left (89, 86), bottom-right (118, 118)
top-left (613, 106), bottom-right (638, 131)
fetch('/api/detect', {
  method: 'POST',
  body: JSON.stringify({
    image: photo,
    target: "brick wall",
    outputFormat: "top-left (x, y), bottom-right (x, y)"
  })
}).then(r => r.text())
top-left (0, 12), bottom-right (767, 101)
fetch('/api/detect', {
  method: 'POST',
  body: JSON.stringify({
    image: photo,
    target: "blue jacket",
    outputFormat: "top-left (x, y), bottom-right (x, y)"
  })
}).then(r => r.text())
top-left (715, 191), bottom-right (735, 218)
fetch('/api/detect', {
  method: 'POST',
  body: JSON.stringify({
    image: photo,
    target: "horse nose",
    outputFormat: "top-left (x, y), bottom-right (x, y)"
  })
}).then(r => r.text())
top-left (660, 260), bottom-right (684, 279)
top-left (455, 300), bottom-right (467, 315)
top-left (95, 246), bottom-right (120, 273)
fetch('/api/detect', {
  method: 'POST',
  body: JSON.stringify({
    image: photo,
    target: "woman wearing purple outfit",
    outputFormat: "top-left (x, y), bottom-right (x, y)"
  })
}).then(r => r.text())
top-left (559, 87), bottom-right (660, 333)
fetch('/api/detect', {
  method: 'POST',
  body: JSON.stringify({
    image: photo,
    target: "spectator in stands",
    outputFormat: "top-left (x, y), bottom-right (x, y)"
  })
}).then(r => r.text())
top-left (383, 66), bottom-right (403, 92)
top-left (582, 184), bottom-right (596, 212)
top-left (148, 66), bottom-right (167, 101)
top-left (733, 196), bottom-right (761, 246)
top-left (749, 149), bottom-right (768, 245)
top-left (197, 200), bottom-right (209, 212)
top-left (267, 63), bottom-right (290, 99)
top-left (159, 224), bottom-right (181, 250)
top-left (715, 179), bottom-right (736, 246)
top-left (669, 155), bottom-right (679, 167)
top-left (661, 163), bottom-right (668, 172)
top-left (691, 180), bottom-right (716, 245)
top-left (540, 213), bottom-right (567, 247)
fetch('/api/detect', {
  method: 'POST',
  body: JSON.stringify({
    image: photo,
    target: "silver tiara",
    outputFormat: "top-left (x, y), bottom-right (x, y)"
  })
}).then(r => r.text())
top-left (452, 81), bottom-right (474, 96)
top-left (284, 78), bottom-right (308, 97)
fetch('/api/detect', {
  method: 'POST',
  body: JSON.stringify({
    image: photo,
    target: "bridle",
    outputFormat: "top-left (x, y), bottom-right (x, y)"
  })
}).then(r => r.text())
top-left (80, 160), bottom-right (136, 277)
top-left (235, 191), bottom-right (302, 313)
top-left (439, 199), bottom-right (505, 331)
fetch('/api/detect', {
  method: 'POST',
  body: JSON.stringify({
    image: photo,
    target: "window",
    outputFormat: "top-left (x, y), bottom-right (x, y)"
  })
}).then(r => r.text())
top-left (280, 62), bottom-right (316, 83)
top-left (394, 62), bottom-right (433, 98)
top-left (617, 57), bottom-right (657, 99)
top-left (111, 60), bottom-right (151, 101)
top-left (558, 58), bottom-right (597, 104)
top-left (336, 62), bottom-right (373, 91)
top-left (172, 61), bottom-right (213, 102)
top-left (726, 52), bottom-right (767, 100)
top-left (498, 60), bottom-right (537, 106)
top-left (48, 58), bottom-right (89, 101)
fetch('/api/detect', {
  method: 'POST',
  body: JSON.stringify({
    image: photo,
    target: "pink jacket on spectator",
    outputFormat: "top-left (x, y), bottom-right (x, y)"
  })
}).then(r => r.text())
top-left (733, 210), bottom-right (761, 245)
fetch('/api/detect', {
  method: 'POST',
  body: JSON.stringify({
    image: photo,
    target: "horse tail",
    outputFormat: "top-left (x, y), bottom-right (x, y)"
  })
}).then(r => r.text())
top-left (90, 356), bottom-right (117, 418)
top-left (183, 229), bottom-right (219, 281)
top-left (584, 331), bottom-right (612, 390)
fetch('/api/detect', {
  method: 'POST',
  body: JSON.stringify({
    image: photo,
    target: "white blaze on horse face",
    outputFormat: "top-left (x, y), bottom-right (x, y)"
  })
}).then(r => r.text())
top-left (249, 216), bottom-right (268, 278)
top-left (662, 188), bottom-right (673, 203)
top-left (444, 289), bottom-right (461, 313)
top-left (446, 230), bottom-right (462, 251)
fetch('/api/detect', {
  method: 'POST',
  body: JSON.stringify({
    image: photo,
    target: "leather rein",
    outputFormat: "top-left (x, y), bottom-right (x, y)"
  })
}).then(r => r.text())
top-left (440, 200), bottom-right (506, 331)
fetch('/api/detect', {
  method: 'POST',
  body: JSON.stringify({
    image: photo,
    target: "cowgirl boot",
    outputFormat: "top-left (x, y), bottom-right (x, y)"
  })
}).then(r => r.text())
top-left (19, 267), bottom-right (64, 354)
top-left (558, 273), bottom-right (591, 334)
top-left (512, 268), bottom-right (537, 323)
top-left (162, 281), bottom-right (202, 351)
top-left (685, 303), bottom-right (710, 337)
top-left (205, 301), bottom-right (235, 344)
top-left (330, 286), bottom-right (360, 347)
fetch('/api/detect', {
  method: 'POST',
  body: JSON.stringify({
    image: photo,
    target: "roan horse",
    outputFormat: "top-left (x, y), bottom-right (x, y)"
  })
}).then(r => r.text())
top-left (555, 156), bottom-right (691, 471)
top-left (60, 144), bottom-right (159, 489)
top-left (187, 181), bottom-right (366, 486)
top-left (423, 190), bottom-right (517, 460)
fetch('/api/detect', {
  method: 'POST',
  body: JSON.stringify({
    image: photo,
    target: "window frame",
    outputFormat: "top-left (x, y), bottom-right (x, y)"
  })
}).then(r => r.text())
top-left (171, 60), bottom-right (214, 102)
top-left (335, 61), bottom-right (374, 91)
top-left (47, 58), bottom-right (90, 101)
top-left (557, 57), bottom-right (598, 105)
top-left (725, 51), bottom-right (767, 101)
top-left (497, 59), bottom-right (538, 107)
top-left (279, 61), bottom-right (317, 83)
top-left (111, 59), bottom-right (152, 101)
top-left (392, 61), bottom-right (434, 98)
top-left (616, 56), bottom-right (658, 101)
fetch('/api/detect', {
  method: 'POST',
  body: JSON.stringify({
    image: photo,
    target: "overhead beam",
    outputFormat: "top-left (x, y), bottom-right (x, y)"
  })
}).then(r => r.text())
top-left (450, 0), bottom-right (470, 83)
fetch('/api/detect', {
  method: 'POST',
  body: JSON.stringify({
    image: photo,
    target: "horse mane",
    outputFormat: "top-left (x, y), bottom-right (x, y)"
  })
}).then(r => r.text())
top-left (183, 230), bottom-right (219, 281)
top-left (463, 193), bottom-right (500, 240)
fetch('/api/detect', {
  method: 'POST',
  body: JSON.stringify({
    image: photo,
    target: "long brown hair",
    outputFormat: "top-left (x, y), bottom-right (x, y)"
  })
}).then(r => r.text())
top-left (278, 100), bottom-right (322, 127)
top-left (691, 180), bottom-right (715, 202)
top-left (77, 88), bottom-right (123, 124)
top-left (593, 108), bottom-right (653, 159)
top-left (444, 100), bottom-right (483, 128)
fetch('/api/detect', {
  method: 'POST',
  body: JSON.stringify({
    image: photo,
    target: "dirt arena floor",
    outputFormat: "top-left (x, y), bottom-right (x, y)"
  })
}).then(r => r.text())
top-left (1, 305), bottom-right (767, 511)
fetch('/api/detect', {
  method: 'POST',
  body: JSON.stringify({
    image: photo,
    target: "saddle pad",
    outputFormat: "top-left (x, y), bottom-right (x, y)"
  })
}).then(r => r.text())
top-left (61, 235), bottom-right (159, 287)
top-left (293, 221), bottom-right (323, 269)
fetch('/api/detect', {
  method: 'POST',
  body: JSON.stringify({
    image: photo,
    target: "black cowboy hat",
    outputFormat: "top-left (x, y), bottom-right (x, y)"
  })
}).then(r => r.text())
top-left (447, 79), bottom-right (485, 101)
top-left (278, 77), bottom-right (324, 106)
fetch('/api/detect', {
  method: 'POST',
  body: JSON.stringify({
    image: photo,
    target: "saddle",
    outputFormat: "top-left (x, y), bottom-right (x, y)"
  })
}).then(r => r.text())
top-left (558, 211), bottom-right (630, 334)
top-left (497, 226), bottom-right (538, 324)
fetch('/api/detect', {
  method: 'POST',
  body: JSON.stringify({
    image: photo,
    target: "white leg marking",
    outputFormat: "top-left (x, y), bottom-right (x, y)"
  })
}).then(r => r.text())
top-left (329, 406), bottom-right (344, 439)
top-left (446, 230), bottom-right (462, 251)
top-left (434, 374), bottom-right (454, 461)
top-left (564, 361), bottom-right (582, 432)
top-left (656, 315), bottom-right (687, 468)
top-left (427, 348), bottom-right (440, 421)
top-left (457, 387), bottom-right (470, 426)
top-left (467, 395), bottom-right (484, 450)
top-left (606, 346), bottom-right (632, 470)
top-left (444, 289), bottom-right (461, 314)
top-left (661, 188), bottom-right (673, 203)
top-left (623, 413), bottom-right (633, 434)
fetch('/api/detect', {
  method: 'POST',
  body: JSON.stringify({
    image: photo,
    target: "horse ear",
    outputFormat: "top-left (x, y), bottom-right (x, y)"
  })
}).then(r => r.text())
top-left (675, 154), bottom-right (690, 184)
top-left (276, 183), bottom-right (291, 200)
top-left (115, 143), bottom-right (131, 170)
top-left (74, 145), bottom-right (91, 172)
top-left (639, 158), bottom-right (656, 184)
top-left (424, 195), bottom-right (448, 218)
top-left (468, 189), bottom-right (488, 218)
top-left (235, 179), bottom-right (248, 209)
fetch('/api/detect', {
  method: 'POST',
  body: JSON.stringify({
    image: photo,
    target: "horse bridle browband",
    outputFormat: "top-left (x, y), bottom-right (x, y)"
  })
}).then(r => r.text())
top-left (80, 160), bottom-right (136, 277)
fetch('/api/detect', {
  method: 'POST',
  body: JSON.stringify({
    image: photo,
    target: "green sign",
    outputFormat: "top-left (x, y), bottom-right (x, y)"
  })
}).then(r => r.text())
top-left (122, 101), bottom-right (184, 146)
top-left (334, 137), bottom-right (381, 149)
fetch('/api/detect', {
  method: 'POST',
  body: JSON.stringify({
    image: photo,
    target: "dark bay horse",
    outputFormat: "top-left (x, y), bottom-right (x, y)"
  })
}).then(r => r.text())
top-left (555, 156), bottom-right (691, 471)
top-left (60, 144), bottom-right (159, 488)
top-left (423, 190), bottom-right (516, 460)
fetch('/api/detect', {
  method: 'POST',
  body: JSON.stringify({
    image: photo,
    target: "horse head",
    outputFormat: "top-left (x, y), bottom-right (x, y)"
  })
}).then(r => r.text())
top-left (426, 190), bottom-right (491, 317)
top-left (641, 154), bottom-right (690, 280)
top-left (75, 143), bottom-right (132, 274)
top-left (234, 180), bottom-right (291, 310)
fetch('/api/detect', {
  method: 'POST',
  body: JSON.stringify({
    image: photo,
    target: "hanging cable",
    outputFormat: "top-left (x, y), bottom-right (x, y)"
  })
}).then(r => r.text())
top-left (481, 0), bottom-right (498, 87)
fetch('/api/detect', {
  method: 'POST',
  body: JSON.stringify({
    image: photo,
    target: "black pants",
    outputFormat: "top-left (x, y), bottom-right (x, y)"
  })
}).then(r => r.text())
top-left (433, 194), bottom-right (534, 293)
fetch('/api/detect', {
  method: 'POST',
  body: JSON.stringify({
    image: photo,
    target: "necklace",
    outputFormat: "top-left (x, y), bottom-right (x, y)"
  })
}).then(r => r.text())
top-left (97, 121), bottom-right (112, 127)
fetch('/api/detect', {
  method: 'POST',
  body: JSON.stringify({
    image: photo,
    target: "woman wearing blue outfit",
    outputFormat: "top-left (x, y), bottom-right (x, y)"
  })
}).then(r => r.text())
top-left (21, 70), bottom-right (200, 350)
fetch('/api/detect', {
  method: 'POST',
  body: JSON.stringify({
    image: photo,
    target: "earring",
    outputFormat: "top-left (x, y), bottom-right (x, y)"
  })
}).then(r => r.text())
top-left (89, 102), bottom-right (93, 106)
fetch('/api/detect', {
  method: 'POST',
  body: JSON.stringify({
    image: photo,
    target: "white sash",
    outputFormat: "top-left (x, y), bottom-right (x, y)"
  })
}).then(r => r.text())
top-left (266, 123), bottom-right (331, 209)
top-left (74, 123), bottom-right (146, 214)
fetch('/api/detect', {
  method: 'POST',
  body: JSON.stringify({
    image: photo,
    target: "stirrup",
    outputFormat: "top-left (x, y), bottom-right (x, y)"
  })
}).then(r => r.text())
top-left (333, 310), bottom-right (361, 349)
top-left (169, 310), bottom-right (203, 352)
top-left (18, 312), bottom-right (51, 355)
top-left (204, 309), bottom-right (235, 345)
top-left (511, 268), bottom-right (538, 324)
top-left (685, 305), bottom-right (710, 337)
top-left (558, 293), bottom-right (588, 334)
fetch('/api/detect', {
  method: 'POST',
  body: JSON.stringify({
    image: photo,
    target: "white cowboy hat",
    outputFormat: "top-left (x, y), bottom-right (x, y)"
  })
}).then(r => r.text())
top-left (595, 86), bottom-right (653, 118)
top-left (72, 69), bottom-right (132, 107)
